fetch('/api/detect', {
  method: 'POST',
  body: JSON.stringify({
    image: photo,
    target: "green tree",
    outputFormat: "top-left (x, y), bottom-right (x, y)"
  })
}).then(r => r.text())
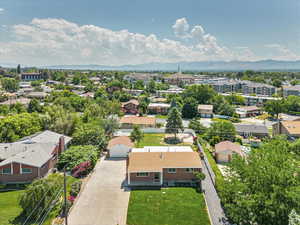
top-left (264, 100), bottom-right (285, 119)
top-left (28, 99), bottom-right (43, 113)
top-left (225, 94), bottom-right (245, 105)
top-left (220, 139), bottom-right (300, 225)
top-left (188, 118), bottom-right (207, 134)
top-left (19, 174), bottom-right (63, 219)
top-left (182, 97), bottom-right (198, 119)
top-left (147, 79), bottom-right (156, 93)
top-left (130, 125), bottom-right (144, 143)
top-left (289, 210), bottom-right (300, 225)
top-left (72, 122), bottom-right (107, 151)
top-left (57, 145), bottom-right (98, 171)
top-left (205, 120), bottom-right (236, 145)
top-left (101, 118), bottom-right (119, 138)
top-left (17, 64), bottom-right (21, 74)
top-left (183, 85), bottom-right (216, 104)
top-left (165, 107), bottom-right (184, 140)
top-left (0, 112), bottom-right (42, 142)
top-left (1, 78), bottom-right (19, 92)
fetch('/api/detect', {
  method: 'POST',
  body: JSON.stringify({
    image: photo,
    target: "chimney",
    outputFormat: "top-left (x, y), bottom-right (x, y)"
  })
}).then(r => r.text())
top-left (160, 152), bottom-right (163, 160)
top-left (58, 136), bottom-right (65, 155)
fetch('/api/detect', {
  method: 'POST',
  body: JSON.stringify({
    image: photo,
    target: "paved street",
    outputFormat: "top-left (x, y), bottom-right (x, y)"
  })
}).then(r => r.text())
top-left (68, 158), bottom-right (130, 225)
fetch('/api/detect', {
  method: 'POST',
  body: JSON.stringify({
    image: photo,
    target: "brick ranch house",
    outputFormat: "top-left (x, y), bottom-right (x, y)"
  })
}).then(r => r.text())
top-left (121, 99), bottom-right (139, 114)
top-left (0, 130), bottom-right (72, 184)
top-left (127, 152), bottom-right (202, 186)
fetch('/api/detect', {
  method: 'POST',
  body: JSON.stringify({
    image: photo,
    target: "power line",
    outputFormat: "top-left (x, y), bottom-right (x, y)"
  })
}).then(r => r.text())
top-left (32, 186), bottom-right (64, 225)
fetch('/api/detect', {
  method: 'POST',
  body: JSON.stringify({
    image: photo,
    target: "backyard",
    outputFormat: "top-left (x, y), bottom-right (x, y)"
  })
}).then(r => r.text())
top-left (127, 187), bottom-right (211, 225)
top-left (136, 133), bottom-right (193, 147)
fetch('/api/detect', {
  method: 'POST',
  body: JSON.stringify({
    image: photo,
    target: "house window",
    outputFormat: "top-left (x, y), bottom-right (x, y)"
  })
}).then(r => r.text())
top-left (1, 168), bottom-right (11, 174)
top-left (136, 172), bottom-right (149, 177)
top-left (167, 168), bottom-right (176, 173)
top-left (22, 168), bottom-right (32, 174)
top-left (185, 168), bottom-right (194, 173)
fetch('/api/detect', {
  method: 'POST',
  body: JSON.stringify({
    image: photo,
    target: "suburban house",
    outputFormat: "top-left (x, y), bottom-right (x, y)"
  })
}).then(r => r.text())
top-left (119, 116), bottom-right (156, 129)
top-left (214, 141), bottom-right (244, 163)
top-left (235, 106), bottom-right (262, 118)
top-left (121, 99), bottom-right (139, 114)
top-left (107, 136), bottom-right (134, 158)
top-left (0, 97), bottom-right (31, 106)
top-left (234, 123), bottom-right (269, 138)
top-left (0, 130), bottom-right (72, 184)
top-left (273, 121), bottom-right (300, 138)
top-left (127, 151), bottom-right (202, 186)
top-left (123, 88), bottom-right (144, 96)
top-left (148, 103), bottom-right (170, 115)
top-left (198, 104), bottom-right (214, 118)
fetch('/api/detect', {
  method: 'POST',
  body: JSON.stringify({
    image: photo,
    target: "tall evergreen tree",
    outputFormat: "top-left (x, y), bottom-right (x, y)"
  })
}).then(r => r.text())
top-left (165, 107), bottom-right (184, 140)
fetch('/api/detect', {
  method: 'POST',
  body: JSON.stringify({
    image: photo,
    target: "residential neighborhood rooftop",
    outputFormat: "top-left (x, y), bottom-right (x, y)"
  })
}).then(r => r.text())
top-left (120, 116), bottom-right (156, 125)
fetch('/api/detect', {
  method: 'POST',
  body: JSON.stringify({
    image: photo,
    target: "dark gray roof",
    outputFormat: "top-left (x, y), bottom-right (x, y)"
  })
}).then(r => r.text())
top-left (0, 130), bottom-right (72, 167)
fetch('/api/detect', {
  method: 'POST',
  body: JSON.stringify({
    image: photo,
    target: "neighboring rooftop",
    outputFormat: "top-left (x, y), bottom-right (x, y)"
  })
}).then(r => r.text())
top-left (120, 116), bottom-right (156, 125)
top-left (198, 104), bottom-right (213, 110)
top-left (107, 136), bottom-right (134, 149)
top-left (234, 123), bottom-right (269, 134)
top-left (121, 99), bottom-right (139, 106)
top-left (215, 141), bottom-right (242, 154)
top-left (280, 121), bottom-right (300, 135)
top-left (0, 130), bottom-right (72, 167)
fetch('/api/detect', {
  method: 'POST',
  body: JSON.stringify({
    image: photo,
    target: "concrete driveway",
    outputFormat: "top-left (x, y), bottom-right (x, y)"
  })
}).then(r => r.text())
top-left (68, 158), bottom-right (130, 225)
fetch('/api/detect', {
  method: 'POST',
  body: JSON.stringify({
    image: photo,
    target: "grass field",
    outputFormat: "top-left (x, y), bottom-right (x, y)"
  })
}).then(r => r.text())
top-left (0, 190), bottom-right (24, 225)
top-left (136, 133), bottom-right (166, 147)
top-left (0, 176), bottom-right (78, 225)
top-left (127, 188), bottom-right (211, 225)
top-left (136, 133), bottom-right (192, 148)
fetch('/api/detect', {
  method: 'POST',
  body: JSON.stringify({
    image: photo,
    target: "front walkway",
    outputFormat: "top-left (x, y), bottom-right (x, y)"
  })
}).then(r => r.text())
top-left (68, 158), bottom-right (130, 225)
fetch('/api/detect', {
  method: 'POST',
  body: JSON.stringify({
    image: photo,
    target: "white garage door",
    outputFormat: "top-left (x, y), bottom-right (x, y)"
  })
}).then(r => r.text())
top-left (109, 144), bottom-right (130, 157)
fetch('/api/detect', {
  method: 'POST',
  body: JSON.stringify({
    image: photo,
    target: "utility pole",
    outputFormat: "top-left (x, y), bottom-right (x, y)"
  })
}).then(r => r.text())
top-left (64, 168), bottom-right (68, 225)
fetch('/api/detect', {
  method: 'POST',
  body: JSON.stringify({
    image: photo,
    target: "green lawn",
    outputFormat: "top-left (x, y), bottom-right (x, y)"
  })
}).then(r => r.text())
top-left (0, 190), bottom-right (24, 225)
top-left (127, 188), bottom-right (211, 225)
top-left (0, 176), bottom-right (79, 225)
top-left (136, 133), bottom-right (166, 147)
top-left (155, 114), bottom-right (168, 119)
top-left (136, 133), bottom-right (192, 148)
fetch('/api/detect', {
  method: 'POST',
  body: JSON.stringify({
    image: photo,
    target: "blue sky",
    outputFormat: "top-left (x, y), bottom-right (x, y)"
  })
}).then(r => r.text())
top-left (0, 0), bottom-right (299, 66)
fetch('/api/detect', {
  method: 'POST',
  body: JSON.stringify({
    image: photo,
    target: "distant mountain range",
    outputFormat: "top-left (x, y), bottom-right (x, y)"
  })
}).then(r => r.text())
top-left (3, 60), bottom-right (300, 71)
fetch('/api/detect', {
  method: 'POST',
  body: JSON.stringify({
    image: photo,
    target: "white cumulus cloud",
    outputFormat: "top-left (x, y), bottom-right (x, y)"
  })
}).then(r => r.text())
top-left (172, 17), bottom-right (190, 38)
top-left (0, 17), bottom-right (260, 66)
top-left (0, 8), bottom-right (4, 14)
top-left (264, 44), bottom-right (299, 60)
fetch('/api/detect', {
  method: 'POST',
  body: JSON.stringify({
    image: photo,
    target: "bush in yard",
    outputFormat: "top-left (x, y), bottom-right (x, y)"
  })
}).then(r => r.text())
top-left (57, 145), bottom-right (98, 171)
top-left (71, 161), bottom-right (93, 178)
top-left (19, 174), bottom-right (63, 219)
top-left (70, 180), bottom-right (82, 197)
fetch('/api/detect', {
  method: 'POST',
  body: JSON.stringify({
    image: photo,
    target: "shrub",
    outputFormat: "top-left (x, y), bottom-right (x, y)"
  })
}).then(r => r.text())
top-left (71, 161), bottom-right (93, 178)
top-left (57, 145), bottom-right (98, 171)
top-left (70, 180), bottom-right (82, 197)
